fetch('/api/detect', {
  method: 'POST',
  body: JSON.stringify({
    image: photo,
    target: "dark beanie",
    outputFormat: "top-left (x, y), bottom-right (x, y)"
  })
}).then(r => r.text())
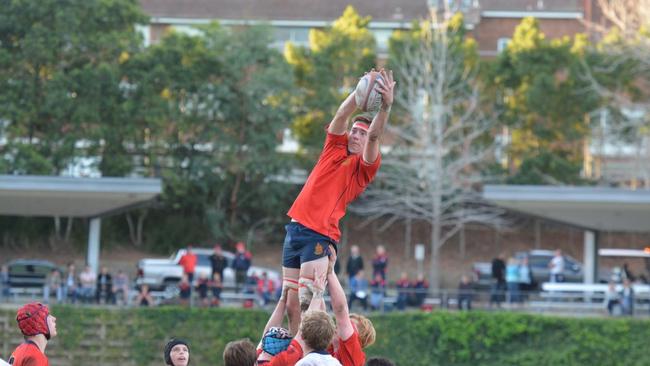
top-left (164, 338), bottom-right (190, 365)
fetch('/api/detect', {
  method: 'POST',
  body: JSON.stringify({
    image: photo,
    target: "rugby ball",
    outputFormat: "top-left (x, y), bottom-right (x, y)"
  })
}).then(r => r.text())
top-left (354, 72), bottom-right (383, 113)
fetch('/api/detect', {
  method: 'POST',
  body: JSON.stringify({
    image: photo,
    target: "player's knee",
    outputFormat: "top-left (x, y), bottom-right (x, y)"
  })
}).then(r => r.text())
top-left (299, 289), bottom-right (312, 312)
top-left (298, 281), bottom-right (313, 312)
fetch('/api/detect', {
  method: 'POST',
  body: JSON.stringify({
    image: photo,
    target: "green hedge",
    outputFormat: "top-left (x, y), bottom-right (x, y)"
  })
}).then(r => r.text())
top-left (2, 307), bottom-right (649, 366)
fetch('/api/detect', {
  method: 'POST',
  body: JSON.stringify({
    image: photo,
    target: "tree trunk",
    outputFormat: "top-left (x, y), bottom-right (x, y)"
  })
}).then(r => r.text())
top-left (404, 218), bottom-right (412, 260)
top-left (64, 217), bottom-right (73, 243)
top-left (459, 224), bottom-right (466, 259)
top-left (136, 210), bottom-right (147, 246)
top-left (429, 218), bottom-right (442, 290)
top-left (126, 210), bottom-right (148, 247)
top-left (229, 171), bottom-right (243, 228)
top-left (54, 216), bottom-right (62, 241)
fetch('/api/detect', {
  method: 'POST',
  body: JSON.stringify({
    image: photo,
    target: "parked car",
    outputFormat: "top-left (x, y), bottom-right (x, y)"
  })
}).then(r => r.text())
top-left (136, 248), bottom-right (280, 295)
top-left (473, 250), bottom-right (584, 291)
top-left (6, 259), bottom-right (59, 288)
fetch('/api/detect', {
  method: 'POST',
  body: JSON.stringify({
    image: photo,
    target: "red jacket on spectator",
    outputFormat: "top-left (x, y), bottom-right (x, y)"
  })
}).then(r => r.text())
top-left (257, 277), bottom-right (275, 294)
top-left (179, 252), bottom-right (197, 274)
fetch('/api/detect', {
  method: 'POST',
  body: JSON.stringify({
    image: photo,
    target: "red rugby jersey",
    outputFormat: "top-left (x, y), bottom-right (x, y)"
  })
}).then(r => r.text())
top-left (288, 132), bottom-right (380, 242)
top-left (8, 341), bottom-right (49, 366)
top-left (329, 330), bottom-right (365, 366)
top-left (266, 339), bottom-right (303, 366)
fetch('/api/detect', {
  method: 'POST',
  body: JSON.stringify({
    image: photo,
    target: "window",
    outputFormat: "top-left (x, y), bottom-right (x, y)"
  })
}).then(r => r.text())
top-left (497, 37), bottom-right (511, 53)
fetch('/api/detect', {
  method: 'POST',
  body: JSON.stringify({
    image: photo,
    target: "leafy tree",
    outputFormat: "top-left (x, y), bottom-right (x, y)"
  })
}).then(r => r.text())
top-left (582, 0), bottom-right (650, 187)
top-left (129, 24), bottom-right (296, 247)
top-left (0, 0), bottom-right (146, 175)
top-left (490, 17), bottom-right (600, 184)
top-left (284, 5), bottom-right (376, 151)
top-left (0, 0), bottom-right (146, 246)
top-left (353, 13), bottom-right (503, 289)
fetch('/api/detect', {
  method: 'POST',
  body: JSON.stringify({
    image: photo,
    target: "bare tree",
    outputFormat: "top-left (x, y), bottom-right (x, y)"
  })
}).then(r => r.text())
top-left (351, 11), bottom-right (503, 289)
top-left (583, 0), bottom-right (650, 187)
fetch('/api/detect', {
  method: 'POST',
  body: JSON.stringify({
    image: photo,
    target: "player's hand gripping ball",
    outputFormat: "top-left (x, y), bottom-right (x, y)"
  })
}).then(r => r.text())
top-left (354, 71), bottom-right (384, 114)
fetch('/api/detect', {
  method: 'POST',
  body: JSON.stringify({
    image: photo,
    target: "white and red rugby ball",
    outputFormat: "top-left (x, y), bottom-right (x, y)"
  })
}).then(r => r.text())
top-left (354, 71), bottom-right (383, 113)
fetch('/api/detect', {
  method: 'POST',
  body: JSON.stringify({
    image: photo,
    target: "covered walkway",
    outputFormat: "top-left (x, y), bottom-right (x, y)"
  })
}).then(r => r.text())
top-left (0, 175), bottom-right (162, 272)
top-left (483, 185), bottom-right (650, 283)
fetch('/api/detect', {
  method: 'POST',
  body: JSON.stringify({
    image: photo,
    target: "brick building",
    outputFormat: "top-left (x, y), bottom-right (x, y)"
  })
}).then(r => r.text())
top-left (139, 0), bottom-right (602, 57)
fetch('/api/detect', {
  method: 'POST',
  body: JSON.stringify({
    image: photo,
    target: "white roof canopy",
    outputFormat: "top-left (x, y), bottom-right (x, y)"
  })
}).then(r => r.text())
top-left (483, 185), bottom-right (650, 232)
top-left (0, 175), bottom-right (162, 218)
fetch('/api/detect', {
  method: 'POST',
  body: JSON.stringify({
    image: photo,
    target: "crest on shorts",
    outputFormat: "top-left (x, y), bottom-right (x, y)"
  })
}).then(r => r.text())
top-left (314, 243), bottom-right (324, 256)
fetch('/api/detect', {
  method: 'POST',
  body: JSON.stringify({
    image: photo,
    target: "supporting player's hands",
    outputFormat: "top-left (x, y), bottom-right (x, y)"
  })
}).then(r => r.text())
top-left (327, 244), bottom-right (337, 275)
top-left (376, 68), bottom-right (395, 109)
top-left (279, 283), bottom-right (291, 303)
top-left (312, 268), bottom-right (327, 299)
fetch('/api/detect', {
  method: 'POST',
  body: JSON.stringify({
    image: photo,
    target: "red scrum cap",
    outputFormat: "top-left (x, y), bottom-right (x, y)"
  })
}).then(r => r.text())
top-left (16, 302), bottom-right (51, 339)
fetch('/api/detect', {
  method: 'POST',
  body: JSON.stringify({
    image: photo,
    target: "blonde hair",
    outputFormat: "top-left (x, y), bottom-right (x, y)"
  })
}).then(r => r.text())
top-left (350, 313), bottom-right (376, 348)
top-left (300, 310), bottom-right (335, 351)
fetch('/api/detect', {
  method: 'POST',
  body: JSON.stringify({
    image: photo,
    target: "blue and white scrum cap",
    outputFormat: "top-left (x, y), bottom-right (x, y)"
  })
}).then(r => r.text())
top-left (262, 327), bottom-right (293, 356)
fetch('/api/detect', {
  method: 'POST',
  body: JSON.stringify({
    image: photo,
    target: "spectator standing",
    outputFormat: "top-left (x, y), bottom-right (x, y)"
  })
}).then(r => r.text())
top-left (96, 266), bottom-right (114, 304)
top-left (505, 257), bottom-right (520, 303)
top-left (113, 270), bottom-right (130, 305)
top-left (348, 270), bottom-right (369, 311)
top-left (548, 249), bottom-right (565, 283)
top-left (620, 278), bottom-right (634, 315)
top-left (457, 275), bottom-right (473, 311)
top-left (78, 265), bottom-right (96, 303)
top-left (372, 245), bottom-right (388, 280)
top-left (489, 253), bottom-right (506, 308)
top-left (395, 272), bottom-right (410, 310)
top-left (209, 244), bottom-right (228, 284)
top-left (410, 273), bottom-right (429, 307)
top-left (518, 256), bottom-right (534, 301)
top-left (232, 242), bottom-right (252, 291)
top-left (63, 263), bottom-right (77, 304)
top-left (210, 273), bottom-right (222, 307)
top-left (346, 245), bottom-right (364, 283)
top-left (43, 268), bottom-right (62, 304)
top-left (257, 272), bottom-right (275, 306)
top-left (1, 264), bottom-right (10, 301)
top-left (369, 273), bottom-right (386, 311)
top-left (604, 281), bottom-right (621, 315)
top-left (178, 245), bottom-right (198, 285)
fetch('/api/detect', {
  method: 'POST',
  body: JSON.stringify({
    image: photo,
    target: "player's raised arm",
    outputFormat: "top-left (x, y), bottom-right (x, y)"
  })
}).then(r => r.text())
top-left (326, 253), bottom-right (354, 340)
top-left (328, 91), bottom-right (358, 136)
top-left (363, 69), bottom-right (395, 165)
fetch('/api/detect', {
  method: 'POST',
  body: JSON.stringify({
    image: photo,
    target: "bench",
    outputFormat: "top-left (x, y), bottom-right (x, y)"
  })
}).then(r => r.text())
top-left (537, 282), bottom-right (650, 313)
top-left (541, 282), bottom-right (650, 301)
top-left (7, 287), bottom-right (42, 302)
